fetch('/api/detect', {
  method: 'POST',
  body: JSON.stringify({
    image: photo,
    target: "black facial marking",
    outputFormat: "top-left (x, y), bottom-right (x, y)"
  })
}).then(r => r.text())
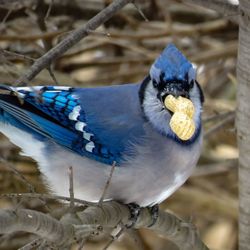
top-left (139, 75), bottom-right (150, 104)
top-left (152, 79), bottom-right (158, 88)
top-left (195, 80), bottom-right (204, 103)
top-left (151, 70), bottom-right (194, 98)
top-left (189, 80), bottom-right (194, 89)
top-left (158, 72), bottom-right (166, 91)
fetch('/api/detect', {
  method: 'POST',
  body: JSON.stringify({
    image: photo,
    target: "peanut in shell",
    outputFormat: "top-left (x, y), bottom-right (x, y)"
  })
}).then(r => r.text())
top-left (164, 95), bottom-right (196, 140)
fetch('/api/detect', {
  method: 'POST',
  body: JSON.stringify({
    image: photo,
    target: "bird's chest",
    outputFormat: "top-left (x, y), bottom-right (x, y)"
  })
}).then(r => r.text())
top-left (119, 132), bottom-right (202, 206)
top-left (127, 130), bottom-right (201, 171)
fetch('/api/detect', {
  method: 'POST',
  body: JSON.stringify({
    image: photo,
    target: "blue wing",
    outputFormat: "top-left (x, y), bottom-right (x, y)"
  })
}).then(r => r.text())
top-left (0, 84), bottom-right (145, 165)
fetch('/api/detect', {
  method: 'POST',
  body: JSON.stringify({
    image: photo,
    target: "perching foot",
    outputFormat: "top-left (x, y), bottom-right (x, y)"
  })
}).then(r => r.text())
top-left (147, 204), bottom-right (159, 227)
top-left (126, 203), bottom-right (141, 228)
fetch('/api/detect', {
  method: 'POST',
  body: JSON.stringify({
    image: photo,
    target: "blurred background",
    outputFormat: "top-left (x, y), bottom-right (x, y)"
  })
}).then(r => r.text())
top-left (0, 0), bottom-right (238, 249)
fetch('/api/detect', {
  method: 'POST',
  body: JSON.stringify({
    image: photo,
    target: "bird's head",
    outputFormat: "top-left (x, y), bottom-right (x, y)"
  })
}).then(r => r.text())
top-left (139, 44), bottom-right (204, 144)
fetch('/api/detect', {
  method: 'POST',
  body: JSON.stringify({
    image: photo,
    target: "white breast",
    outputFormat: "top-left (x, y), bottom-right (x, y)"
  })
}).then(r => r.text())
top-left (0, 121), bottom-right (202, 207)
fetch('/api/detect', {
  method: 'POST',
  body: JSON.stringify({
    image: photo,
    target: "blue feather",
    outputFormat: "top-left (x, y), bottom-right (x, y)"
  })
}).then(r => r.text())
top-left (0, 83), bottom-right (146, 165)
top-left (150, 44), bottom-right (196, 83)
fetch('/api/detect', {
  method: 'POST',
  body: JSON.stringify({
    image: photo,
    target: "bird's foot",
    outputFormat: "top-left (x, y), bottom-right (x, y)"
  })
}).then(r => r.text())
top-left (126, 203), bottom-right (159, 228)
top-left (126, 203), bottom-right (141, 228)
top-left (147, 204), bottom-right (159, 227)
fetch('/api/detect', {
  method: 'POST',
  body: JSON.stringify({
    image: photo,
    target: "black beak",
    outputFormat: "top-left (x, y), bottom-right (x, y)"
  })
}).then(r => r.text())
top-left (158, 84), bottom-right (189, 105)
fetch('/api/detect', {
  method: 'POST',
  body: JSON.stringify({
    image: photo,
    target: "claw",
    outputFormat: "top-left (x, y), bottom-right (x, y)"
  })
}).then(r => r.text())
top-left (147, 204), bottom-right (159, 227)
top-left (126, 203), bottom-right (141, 228)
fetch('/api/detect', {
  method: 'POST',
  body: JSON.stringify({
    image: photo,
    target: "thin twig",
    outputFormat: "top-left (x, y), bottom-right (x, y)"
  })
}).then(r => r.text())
top-left (132, 2), bottom-right (149, 21)
top-left (98, 161), bottom-right (116, 206)
top-left (183, 0), bottom-right (239, 23)
top-left (0, 193), bottom-right (96, 206)
top-left (0, 158), bottom-right (52, 212)
top-left (203, 110), bottom-right (235, 123)
top-left (193, 159), bottom-right (238, 176)
top-left (0, 8), bottom-right (12, 29)
top-left (87, 29), bottom-right (111, 37)
top-left (204, 112), bottom-right (235, 138)
top-left (44, 0), bottom-right (53, 24)
top-left (0, 29), bottom-right (65, 42)
top-left (18, 238), bottom-right (43, 250)
top-left (47, 65), bottom-right (59, 85)
top-left (103, 223), bottom-right (126, 250)
top-left (0, 157), bottom-right (35, 193)
top-left (34, 0), bottom-right (59, 85)
top-left (108, 19), bottom-right (228, 40)
top-left (0, 48), bottom-right (35, 62)
top-left (68, 166), bottom-right (75, 210)
top-left (16, 0), bottom-right (133, 85)
top-left (77, 239), bottom-right (86, 250)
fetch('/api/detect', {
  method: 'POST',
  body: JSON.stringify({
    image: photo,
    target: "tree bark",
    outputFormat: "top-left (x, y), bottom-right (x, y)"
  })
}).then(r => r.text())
top-left (237, 1), bottom-right (250, 249)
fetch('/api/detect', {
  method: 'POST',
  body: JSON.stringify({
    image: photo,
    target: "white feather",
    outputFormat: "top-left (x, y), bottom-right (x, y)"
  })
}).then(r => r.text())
top-left (0, 119), bottom-right (202, 207)
top-left (68, 105), bottom-right (81, 121)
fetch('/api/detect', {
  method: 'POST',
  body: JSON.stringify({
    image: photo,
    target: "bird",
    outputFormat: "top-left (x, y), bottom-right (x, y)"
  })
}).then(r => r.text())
top-left (0, 44), bottom-right (204, 208)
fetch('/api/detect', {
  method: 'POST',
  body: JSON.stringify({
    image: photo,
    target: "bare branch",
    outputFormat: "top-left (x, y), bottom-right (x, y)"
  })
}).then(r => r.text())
top-left (0, 201), bottom-right (209, 249)
top-left (68, 166), bottom-right (75, 210)
top-left (16, 0), bottom-right (133, 85)
top-left (0, 193), bottom-right (96, 206)
top-left (132, 2), bottom-right (149, 21)
top-left (194, 159), bottom-right (238, 176)
top-left (0, 209), bottom-right (75, 247)
top-left (204, 112), bottom-right (235, 138)
top-left (77, 202), bottom-right (209, 250)
top-left (183, 0), bottom-right (239, 23)
top-left (0, 48), bottom-right (35, 62)
top-left (0, 157), bottom-right (35, 193)
top-left (19, 238), bottom-right (43, 250)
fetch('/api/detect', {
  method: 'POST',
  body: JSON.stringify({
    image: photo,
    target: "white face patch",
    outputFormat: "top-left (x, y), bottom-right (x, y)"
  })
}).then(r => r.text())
top-left (142, 80), bottom-right (172, 136)
top-left (142, 80), bottom-right (202, 139)
top-left (188, 66), bottom-right (196, 84)
top-left (149, 65), bottom-right (161, 84)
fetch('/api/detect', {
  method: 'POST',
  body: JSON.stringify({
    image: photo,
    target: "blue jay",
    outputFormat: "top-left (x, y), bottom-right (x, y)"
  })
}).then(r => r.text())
top-left (0, 44), bottom-right (204, 207)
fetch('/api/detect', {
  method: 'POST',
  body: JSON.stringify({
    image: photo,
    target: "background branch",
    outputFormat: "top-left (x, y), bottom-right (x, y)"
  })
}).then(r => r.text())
top-left (16, 0), bottom-right (133, 85)
top-left (0, 0), bottom-right (239, 249)
top-left (183, 0), bottom-right (239, 23)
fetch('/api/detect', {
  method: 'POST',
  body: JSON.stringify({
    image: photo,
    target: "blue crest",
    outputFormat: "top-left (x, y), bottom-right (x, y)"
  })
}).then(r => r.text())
top-left (150, 44), bottom-right (196, 83)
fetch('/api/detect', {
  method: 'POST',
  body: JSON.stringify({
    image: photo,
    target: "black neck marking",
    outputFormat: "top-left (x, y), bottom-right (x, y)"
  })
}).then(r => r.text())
top-left (195, 80), bottom-right (205, 104)
top-left (139, 75), bottom-right (151, 105)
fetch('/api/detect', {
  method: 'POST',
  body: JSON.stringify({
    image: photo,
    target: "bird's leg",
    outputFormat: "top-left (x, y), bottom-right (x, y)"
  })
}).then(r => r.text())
top-left (126, 203), bottom-right (141, 228)
top-left (147, 204), bottom-right (159, 227)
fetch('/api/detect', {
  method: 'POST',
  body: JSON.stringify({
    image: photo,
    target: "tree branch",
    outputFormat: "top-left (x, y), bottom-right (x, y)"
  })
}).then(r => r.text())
top-left (0, 208), bottom-right (75, 247)
top-left (237, 0), bottom-right (250, 248)
top-left (16, 0), bottom-right (133, 85)
top-left (0, 201), bottom-right (209, 249)
top-left (183, 0), bottom-right (239, 23)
